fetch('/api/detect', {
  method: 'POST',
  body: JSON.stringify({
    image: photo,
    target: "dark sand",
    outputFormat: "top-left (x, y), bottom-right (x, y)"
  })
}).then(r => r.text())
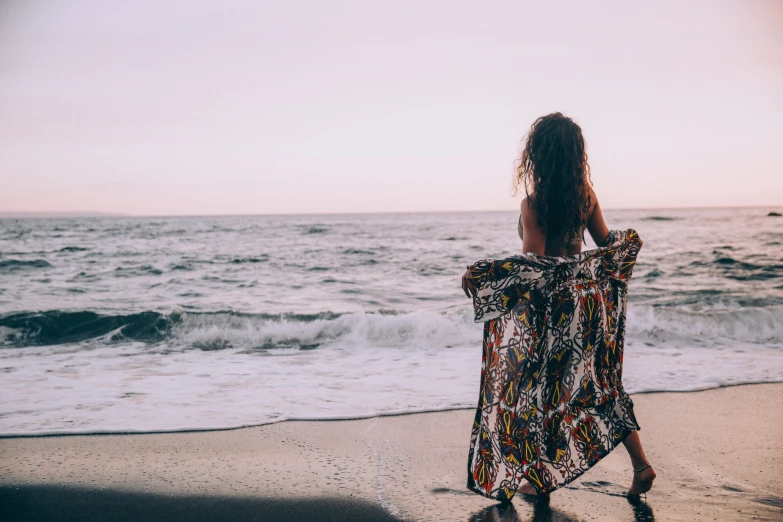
top-left (0, 485), bottom-right (403, 522)
top-left (1, 384), bottom-right (782, 521)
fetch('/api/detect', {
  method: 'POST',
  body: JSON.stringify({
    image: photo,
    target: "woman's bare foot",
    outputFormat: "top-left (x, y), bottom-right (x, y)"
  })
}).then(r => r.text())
top-left (518, 482), bottom-right (549, 497)
top-left (623, 431), bottom-right (655, 496)
top-left (628, 464), bottom-right (656, 496)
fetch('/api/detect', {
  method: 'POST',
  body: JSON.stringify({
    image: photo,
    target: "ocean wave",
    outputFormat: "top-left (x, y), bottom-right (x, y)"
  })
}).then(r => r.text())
top-left (113, 265), bottom-right (163, 277)
top-left (3, 303), bottom-right (782, 351)
top-left (1, 305), bottom-right (782, 437)
top-left (627, 304), bottom-right (783, 344)
top-left (230, 255), bottom-right (269, 264)
top-left (0, 309), bottom-right (478, 350)
top-left (0, 259), bottom-right (52, 272)
top-left (169, 263), bottom-right (194, 271)
top-left (175, 309), bottom-right (478, 352)
top-left (0, 310), bottom-right (172, 346)
top-left (709, 254), bottom-right (783, 281)
top-left (343, 248), bottom-right (378, 255)
top-left (304, 226), bottom-right (328, 234)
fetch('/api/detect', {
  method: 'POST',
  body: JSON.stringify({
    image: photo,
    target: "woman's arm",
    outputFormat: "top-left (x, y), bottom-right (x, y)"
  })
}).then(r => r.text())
top-left (520, 196), bottom-right (546, 255)
top-left (586, 189), bottom-right (611, 247)
top-left (463, 196), bottom-right (545, 298)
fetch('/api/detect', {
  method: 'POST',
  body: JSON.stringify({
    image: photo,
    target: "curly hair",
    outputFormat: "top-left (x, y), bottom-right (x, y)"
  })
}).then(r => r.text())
top-left (512, 112), bottom-right (593, 246)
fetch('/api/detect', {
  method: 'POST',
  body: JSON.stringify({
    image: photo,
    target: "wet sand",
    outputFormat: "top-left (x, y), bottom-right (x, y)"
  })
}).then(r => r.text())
top-left (1, 383), bottom-right (781, 521)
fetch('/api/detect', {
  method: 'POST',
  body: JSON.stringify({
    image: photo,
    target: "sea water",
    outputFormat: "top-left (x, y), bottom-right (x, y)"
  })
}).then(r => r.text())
top-left (1, 208), bottom-right (782, 436)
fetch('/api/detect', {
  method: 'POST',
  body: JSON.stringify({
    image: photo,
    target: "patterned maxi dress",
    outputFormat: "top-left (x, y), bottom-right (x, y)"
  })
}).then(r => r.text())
top-left (465, 229), bottom-right (643, 500)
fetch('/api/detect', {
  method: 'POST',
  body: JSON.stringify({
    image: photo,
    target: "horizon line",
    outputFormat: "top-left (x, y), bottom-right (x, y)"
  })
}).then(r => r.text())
top-left (0, 204), bottom-right (781, 219)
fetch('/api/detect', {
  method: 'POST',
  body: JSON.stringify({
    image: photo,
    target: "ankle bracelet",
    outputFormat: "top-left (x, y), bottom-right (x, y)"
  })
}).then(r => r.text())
top-left (633, 464), bottom-right (652, 473)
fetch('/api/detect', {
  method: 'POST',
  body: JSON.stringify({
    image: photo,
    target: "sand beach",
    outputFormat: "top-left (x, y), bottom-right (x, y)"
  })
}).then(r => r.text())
top-left (2, 383), bottom-right (781, 521)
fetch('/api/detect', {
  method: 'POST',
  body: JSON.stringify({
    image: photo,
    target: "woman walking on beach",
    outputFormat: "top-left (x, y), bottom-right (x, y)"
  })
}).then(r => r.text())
top-left (461, 113), bottom-right (655, 500)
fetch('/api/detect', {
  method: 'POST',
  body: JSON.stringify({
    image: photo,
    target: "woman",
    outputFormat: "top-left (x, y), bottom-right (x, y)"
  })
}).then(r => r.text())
top-left (461, 113), bottom-right (655, 498)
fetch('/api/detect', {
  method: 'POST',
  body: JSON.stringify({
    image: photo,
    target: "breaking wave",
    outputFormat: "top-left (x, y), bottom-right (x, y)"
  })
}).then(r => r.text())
top-left (0, 309), bottom-right (479, 351)
top-left (2, 303), bottom-right (781, 351)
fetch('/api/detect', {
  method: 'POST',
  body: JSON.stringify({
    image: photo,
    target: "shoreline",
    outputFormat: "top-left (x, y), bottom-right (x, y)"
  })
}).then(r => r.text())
top-left (2, 381), bottom-right (782, 440)
top-left (2, 383), bottom-right (782, 521)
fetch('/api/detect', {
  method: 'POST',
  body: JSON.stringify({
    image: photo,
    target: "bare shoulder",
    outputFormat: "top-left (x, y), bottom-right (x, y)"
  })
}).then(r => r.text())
top-left (588, 187), bottom-right (600, 214)
top-left (519, 193), bottom-right (546, 252)
top-left (520, 194), bottom-right (537, 217)
top-left (520, 195), bottom-right (540, 230)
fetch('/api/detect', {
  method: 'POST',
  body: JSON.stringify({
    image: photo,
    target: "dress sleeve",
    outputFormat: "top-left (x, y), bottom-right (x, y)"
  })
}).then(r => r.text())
top-left (613, 229), bottom-right (643, 283)
top-left (599, 229), bottom-right (643, 286)
top-left (467, 257), bottom-right (546, 323)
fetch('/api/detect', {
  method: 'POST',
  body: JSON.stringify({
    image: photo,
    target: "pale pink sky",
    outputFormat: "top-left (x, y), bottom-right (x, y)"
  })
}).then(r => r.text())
top-left (1, 0), bottom-right (781, 215)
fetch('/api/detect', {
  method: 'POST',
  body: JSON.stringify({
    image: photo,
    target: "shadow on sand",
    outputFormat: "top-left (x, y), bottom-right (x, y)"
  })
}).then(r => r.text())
top-left (468, 496), bottom-right (578, 522)
top-left (468, 495), bottom-right (655, 522)
top-left (626, 495), bottom-right (655, 522)
top-left (0, 484), bottom-right (405, 522)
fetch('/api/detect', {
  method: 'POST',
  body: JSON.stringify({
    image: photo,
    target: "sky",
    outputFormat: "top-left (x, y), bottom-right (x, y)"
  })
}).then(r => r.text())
top-left (1, 0), bottom-right (781, 215)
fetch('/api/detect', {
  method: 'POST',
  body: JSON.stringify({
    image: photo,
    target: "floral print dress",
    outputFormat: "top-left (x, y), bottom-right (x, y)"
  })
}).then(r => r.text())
top-left (465, 229), bottom-right (643, 500)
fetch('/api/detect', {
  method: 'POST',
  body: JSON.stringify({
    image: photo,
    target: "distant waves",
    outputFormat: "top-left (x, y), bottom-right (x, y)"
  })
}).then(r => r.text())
top-left (1, 209), bottom-right (782, 435)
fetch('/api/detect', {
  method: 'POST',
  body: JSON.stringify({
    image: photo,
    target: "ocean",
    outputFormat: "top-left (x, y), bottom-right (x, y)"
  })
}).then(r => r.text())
top-left (1, 208), bottom-right (782, 436)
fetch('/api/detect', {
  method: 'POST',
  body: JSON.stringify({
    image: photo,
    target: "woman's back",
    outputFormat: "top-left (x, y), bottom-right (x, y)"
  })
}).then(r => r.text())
top-left (511, 112), bottom-right (609, 257)
top-left (517, 208), bottom-right (585, 256)
top-left (518, 188), bottom-right (610, 257)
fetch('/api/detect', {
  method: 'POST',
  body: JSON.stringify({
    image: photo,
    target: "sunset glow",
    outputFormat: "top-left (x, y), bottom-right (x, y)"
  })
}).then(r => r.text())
top-left (1, 0), bottom-right (781, 215)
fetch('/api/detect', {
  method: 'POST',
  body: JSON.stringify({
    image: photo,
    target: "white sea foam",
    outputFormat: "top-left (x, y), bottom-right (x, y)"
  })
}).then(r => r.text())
top-left (627, 304), bottom-right (783, 344)
top-left (1, 308), bottom-right (781, 437)
top-left (174, 309), bottom-right (480, 352)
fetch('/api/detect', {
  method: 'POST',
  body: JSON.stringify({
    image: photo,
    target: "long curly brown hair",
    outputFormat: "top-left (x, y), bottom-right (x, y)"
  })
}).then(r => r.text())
top-left (513, 112), bottom-right (593, 246)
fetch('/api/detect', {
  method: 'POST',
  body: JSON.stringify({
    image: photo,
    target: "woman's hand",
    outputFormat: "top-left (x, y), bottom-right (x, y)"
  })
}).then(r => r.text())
top-left (462, 269), bottom-right (477, 298)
